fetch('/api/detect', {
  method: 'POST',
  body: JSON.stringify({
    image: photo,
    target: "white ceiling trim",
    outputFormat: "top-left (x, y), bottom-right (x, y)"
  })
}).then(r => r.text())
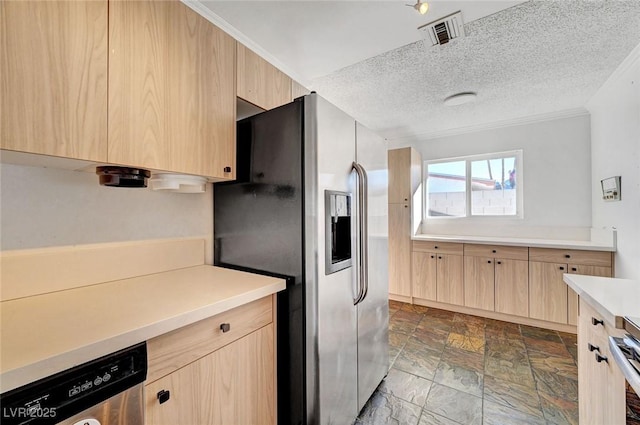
top-left (182, 0), bottom-right (310, 87)
top-left (390, 108), bottom-right (591, 143)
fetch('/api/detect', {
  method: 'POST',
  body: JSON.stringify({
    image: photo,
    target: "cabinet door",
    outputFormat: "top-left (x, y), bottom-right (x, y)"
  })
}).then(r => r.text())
top-left (388, 149), bottom-right (411, 204)
top-left (145, 325), bottom-right (275, 425)
top-left (412, 252), bottom-right (437, 300)
top-left (578, 307), bottom-right (603, 425)
top-left (109, 1), bottom-right (235, 179)
top-left (463, 256), bottom-right (495, 310)
top-left (436, 254), bottom-right (464, 306)
top-left (1, 1), bottom-right (108, 161)
top-left (567, 265), bottom-right (612, 326)
top-left (529, 261), bottom-right (568, 323)
top-left (495, 259), bottom-right (529, 317)
top-left (237, 43), bottom-right (291, 110)
top-left (388, 204), bottom-right (411, 297)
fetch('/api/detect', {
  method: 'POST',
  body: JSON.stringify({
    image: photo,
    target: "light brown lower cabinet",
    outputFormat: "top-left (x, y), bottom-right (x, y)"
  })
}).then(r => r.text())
top-left (530, 261), bottom-right (613, 324)
top-left (529, 261), bottom-right (569, 323)
top-left (566, 265), bottom-right (612, 326)
top-left (435, 254), bottom-right (464, 306)
top-left (144, 296), bottom-right (276, 425)
top-left (411, 251), bottom-right (464, 306)
top-left (145, 324), bottom-right (275, 425)
top-left (463, 256), bottom-right (495, 311)
top-left (494, 259), bottom-right (529, 317)
top-left (577, 298), bottom-right (625, 424)
top-left (464, 256), bottom-right (529, 316)
top-left (412, 251), bottom-right (436, 301)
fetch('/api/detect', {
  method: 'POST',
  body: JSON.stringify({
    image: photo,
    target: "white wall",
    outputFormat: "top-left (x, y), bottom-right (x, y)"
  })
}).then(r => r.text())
top-left (389, 114), bottom-right (593, 240)
top-left (587, 45), bottom-right (640, 280)
top-left (0, 164), bottom-right (213, 262)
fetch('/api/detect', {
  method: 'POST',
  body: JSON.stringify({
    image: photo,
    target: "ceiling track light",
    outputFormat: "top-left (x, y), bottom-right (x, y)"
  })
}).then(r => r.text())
top-left (407, 0), bottom-right (429, 15)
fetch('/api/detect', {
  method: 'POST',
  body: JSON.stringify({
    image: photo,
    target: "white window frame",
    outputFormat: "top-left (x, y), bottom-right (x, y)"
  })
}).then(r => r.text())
top-left (423, 150), bottom-right (524, 220)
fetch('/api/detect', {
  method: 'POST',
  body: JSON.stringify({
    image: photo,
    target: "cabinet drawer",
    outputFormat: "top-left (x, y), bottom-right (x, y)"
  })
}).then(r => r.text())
top-left (147, 296), bottom-right (273, 383)
top-left (412, 241), bottom-right (463, 255)
top-left (579, 298), bottom-right (619, 342)
top-left (464, 244), bottom-right (528, 261)
top-left (529, 248), bottom-right (612, 267)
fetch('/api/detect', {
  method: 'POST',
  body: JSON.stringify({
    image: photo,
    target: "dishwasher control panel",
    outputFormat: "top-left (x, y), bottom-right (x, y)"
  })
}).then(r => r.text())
top-left (1, 343), bottom-right (147, 425)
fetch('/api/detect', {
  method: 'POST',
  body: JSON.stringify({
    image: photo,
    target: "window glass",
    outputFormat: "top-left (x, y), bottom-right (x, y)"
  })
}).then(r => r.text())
top-left (424, 151), bottom-right (522, 219)
top-left (427, 160), bottom-right (466, 217)
top-left (471, 156), bottom-right (517, 216)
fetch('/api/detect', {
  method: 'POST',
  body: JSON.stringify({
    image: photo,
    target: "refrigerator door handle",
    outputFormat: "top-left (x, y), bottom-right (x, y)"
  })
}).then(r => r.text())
top-left (352, 162), bottom-right (369, 305)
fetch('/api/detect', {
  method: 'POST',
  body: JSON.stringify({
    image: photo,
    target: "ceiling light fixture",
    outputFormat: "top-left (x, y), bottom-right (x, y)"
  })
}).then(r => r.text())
top-left (443, 92), bottom-right (477, 106)
top-left (407, 0), bottom-right (429, 15)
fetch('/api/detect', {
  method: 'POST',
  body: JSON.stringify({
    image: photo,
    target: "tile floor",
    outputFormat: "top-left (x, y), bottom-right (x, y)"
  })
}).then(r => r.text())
top-left (356, 301), bottom-right (579, 425)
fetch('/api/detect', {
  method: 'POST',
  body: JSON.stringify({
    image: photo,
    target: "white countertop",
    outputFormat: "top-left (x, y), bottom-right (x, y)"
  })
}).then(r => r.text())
top-left (563, 274), bottom-right (640, 328)
top-left (0, 265), bottom-right (286, 393)
top-left (413, 234), bottom-right (616, 251)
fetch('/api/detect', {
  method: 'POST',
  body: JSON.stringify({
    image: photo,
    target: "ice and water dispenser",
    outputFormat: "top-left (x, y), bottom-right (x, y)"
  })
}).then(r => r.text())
top-left (325, 190), bottom-right (352, 274)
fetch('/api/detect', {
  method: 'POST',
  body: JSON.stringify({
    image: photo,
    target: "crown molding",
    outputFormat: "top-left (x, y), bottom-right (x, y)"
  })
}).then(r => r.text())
top-left (180, 0), bottom-right (311, 88)
top-left (388, 108), bottom-right (590, 143)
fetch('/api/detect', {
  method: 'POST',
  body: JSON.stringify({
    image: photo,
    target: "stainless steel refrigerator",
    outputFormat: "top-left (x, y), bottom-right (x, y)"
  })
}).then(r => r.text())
top-left (214, 93), bottom-right (388, 425)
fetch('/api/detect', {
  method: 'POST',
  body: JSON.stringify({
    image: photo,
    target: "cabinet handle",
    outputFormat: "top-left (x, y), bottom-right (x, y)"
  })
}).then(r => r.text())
top-left (157, 390), bottom-right (171, 404)
top-left (571, 267), bottom-right (577, 272)
top-left (220, 323), bottom-right (231, 333)
top-left (591, 317), bottom-right (604, 327)
top-left (595, 353), bottom-right (608, 364)
top-left (588, 343), bottom-right (599, 352)
top-left (434, 246), bottom-right (438, 249)
top-left (497, 261), bottom-right (502, 265)
top-left (438, 256), bottom-right (442, 259)
top-left (224, 166), bottom-right (232, 173)
top-left (404, 198), bottom-right (408, 201)
top-left (559, 266), bottom-right (565, 271)
top-left (430, 255), bottom-right (435, 259)
top-left (487, 260), bottom-right (492, 264)
top-left (492, 250), bottom-right (497, 253)
top-left (565, 254), bottom-right (571, 258)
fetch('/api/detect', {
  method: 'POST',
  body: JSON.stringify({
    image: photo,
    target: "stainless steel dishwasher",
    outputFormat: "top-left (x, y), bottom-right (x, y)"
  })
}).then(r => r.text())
top-left (0, 342), bottom-right (147, 425)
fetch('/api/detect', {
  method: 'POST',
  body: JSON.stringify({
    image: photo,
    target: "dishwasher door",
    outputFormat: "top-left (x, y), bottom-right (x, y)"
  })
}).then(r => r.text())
top-left (57, 383), bottom-right (144, 425)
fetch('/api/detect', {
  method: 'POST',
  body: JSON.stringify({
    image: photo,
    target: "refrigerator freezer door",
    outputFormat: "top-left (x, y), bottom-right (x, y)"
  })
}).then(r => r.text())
top-left (355, 122), bottom-right (389, 412)
top-left (307, 94), bottom-right (359, 425)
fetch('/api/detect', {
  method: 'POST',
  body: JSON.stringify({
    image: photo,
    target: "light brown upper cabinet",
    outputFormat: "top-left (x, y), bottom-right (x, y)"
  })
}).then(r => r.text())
top-left (237, 43), bottom-right (291, 110)
top-left (1, 1), bottom-right (108, 161)
top-left (291, 80), bottom-right (310, 100)
top-left (108, 0), bottom-right (236, 179)
top-left (529, 248), bottom-right (612, 325)
top-left (388, 148), bottom-right (422, 204)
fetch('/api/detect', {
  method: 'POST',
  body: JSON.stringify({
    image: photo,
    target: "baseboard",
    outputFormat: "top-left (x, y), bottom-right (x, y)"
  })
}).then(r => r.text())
top-left (411, 297), bottom-right (577, 334)
top-left (389, 293), bottom-right (413, 304)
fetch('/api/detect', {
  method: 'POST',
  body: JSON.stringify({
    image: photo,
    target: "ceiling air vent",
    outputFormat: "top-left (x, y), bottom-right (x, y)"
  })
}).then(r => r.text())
top-left (419, 11), bottom-right (465, 46)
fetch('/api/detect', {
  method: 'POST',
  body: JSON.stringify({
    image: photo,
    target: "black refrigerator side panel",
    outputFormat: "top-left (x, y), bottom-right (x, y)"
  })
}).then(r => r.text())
top-left (214, 99), bottom-right (305, 425)
top-left (214, 101), bottom-right (303, 280)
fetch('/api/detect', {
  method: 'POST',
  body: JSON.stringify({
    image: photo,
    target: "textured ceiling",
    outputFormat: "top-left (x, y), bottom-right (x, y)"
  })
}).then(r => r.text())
top-left (200, 0), bottom-right (524, 81)
top-left (197, 1), bottom-right (640, 142)
top-left (312, 1), bottom-right (640, 141)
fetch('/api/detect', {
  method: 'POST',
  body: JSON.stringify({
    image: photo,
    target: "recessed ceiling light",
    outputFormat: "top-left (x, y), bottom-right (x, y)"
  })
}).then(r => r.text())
top-left (443, 92), bottom-right (477, 106)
